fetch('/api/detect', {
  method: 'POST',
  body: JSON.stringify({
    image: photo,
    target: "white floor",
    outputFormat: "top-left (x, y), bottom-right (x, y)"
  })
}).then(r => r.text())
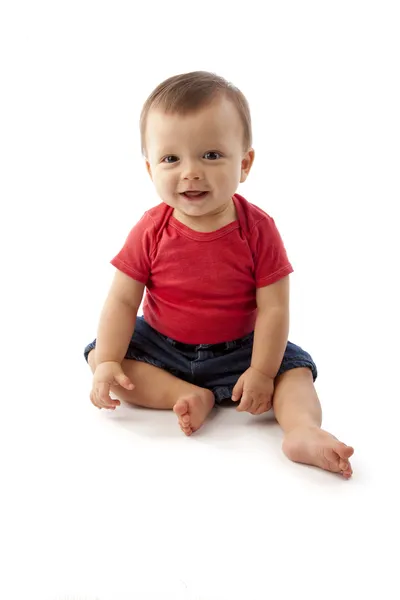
top-left (2, 2), bottom-right (399, 599)
top-left (2, 321), bottom-right (399, 599)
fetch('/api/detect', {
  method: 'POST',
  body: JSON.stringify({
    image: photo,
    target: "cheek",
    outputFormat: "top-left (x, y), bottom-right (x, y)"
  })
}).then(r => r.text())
top-left (215, 165), bottom-right (240, 187)
top-left (154, 171), bottom-right (176, 192)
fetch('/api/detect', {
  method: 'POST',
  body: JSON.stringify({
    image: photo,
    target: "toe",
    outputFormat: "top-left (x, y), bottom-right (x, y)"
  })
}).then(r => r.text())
top-left (322, 447), bottom-right (345, 473)
top-left (342, 467), bottom-right (353, 479)
top-left (342, 461), bottom-right (353, 476)
top-left (336, 442), bottom-right (354, 458)
top-left (335, 444), bottom-right (353, 476)
top-left (174, 399), bottom-right (188, 417)
top-left (344, 445), bottom-right (354, 458)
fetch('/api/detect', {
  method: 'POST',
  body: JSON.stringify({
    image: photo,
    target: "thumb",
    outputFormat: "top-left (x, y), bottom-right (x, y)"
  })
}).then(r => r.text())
top-left (231, 379), bottom-right (243, 401)
top-left (115, 370), bottom-right (135, 390)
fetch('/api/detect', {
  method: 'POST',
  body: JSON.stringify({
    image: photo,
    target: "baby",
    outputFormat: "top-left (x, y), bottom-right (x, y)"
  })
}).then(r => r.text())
top-left (84, 71), bottom-right (354, 478)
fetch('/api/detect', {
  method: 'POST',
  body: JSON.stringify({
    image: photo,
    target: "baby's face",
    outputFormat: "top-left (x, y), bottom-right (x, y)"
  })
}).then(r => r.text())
top-left (144, 97), bottom-right (254, 221)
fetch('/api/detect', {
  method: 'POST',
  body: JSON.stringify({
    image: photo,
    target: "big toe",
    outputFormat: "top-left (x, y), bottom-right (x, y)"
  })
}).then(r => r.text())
top-left (337, 444), bottom-right (354, 469)
top-left (173, 399), bottom-right (189, 418)
top-left (173, 399), bottom-right (192, 433)
top-left (342, 444), bottom-right (355, 459)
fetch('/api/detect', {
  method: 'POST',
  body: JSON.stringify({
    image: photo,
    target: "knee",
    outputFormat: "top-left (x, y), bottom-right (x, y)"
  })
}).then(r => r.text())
top-left (87, 349), bottom-right (96, 372)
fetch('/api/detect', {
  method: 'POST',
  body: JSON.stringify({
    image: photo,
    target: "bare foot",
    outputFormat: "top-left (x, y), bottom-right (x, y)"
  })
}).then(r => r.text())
top-left (282, 426), bottom-right (354, 479)
top-left (173, 392), bottom-right (215, 436)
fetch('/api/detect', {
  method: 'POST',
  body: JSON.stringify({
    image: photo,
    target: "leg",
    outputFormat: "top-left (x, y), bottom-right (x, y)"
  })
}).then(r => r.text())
top-left (87, 349), bottom-right (215, 435)
top-left (273, 368), bottom-right (354, 478)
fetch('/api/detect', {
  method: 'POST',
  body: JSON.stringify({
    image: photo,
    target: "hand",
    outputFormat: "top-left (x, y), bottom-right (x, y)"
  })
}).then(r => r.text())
top-left (232, 367), bottom-right (274, 415)
top-left (90, 361), bottom-right (135, 410)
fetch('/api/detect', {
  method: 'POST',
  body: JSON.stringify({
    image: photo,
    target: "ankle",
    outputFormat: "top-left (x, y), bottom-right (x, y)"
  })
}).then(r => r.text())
top-left (283, 422), bottom-right (321, 435)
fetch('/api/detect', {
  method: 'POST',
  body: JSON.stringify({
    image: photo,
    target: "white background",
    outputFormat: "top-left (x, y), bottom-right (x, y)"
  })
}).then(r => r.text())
top-left (1, 1), bottom-right (399, 599)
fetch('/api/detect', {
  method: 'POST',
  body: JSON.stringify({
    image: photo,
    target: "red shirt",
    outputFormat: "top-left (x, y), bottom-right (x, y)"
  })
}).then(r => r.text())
top-left (111, 193), bottom-right (293, 344)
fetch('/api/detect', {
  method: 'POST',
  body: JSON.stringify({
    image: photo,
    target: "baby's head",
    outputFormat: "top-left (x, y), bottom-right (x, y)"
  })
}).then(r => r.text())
top-left (140, 71), bottom-right (255, 220)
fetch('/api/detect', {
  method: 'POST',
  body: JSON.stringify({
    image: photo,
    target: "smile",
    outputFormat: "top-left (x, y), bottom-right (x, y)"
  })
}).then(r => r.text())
top-left (180, 191), bottom-right (209, 200)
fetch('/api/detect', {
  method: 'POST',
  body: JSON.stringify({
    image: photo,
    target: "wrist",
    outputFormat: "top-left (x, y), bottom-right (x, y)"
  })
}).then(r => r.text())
top-left (95, 358), bottom-right (121, 367)
top-left (250, 364), bottom-right (276, 379)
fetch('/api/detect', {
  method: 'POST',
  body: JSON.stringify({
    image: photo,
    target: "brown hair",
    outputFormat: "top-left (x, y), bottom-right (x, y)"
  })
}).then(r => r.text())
top-left (139, 71), bottom-right (252, 157)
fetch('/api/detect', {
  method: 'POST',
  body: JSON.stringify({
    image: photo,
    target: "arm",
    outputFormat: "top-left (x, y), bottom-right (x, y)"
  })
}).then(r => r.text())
top-left (250, 275), bottom-right (290, 379)
top-left (95, 270), bottom-right (145, 365)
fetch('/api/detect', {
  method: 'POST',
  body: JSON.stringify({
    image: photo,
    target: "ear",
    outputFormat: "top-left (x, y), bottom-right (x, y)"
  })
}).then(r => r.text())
top-left (240, 148), bottom-right (255, 183)
top-left (145, 160), bottom-right (153, 181)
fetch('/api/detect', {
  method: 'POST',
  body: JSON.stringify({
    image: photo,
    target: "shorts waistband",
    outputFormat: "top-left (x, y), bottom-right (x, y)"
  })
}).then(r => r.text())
top-left (162, 332), bottom-right (252, 353)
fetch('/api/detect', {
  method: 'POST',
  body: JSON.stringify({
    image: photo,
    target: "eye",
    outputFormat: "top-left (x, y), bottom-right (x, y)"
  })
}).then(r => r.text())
top-left (203, 151), bottom-right (222, 160)
top-left (162, 155), bottom-right (179, 164)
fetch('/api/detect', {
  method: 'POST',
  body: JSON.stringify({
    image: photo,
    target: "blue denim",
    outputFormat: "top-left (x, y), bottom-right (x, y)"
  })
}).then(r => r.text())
top-left (84, 315), bottom-right (317, 405)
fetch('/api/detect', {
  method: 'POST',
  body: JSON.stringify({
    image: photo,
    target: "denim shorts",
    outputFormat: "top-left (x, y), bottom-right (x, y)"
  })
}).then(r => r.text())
top-left (84, 316), bottom-right (318, 405)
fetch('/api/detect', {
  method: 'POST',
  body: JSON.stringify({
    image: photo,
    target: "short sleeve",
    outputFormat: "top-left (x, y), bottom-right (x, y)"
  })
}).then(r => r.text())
top-left (110, 213), bottom-right (155, 285)
top-left (251, 215), bottom-right (294, 287)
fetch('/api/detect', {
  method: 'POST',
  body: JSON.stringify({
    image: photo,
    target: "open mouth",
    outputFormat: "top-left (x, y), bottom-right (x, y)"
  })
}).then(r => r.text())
top-left (180, 191), bottom-right (208, 200)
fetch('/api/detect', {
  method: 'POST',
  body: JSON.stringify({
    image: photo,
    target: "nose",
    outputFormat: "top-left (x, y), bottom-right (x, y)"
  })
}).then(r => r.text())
top-left (181, 159), bottom-right (204, 181)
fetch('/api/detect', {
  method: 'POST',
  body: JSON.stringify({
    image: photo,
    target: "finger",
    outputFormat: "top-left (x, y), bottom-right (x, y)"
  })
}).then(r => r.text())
top-left (114, 371), bottom-right (135, 390)
top-left (90, 391), bottom-right (101, 409)
top-left (249, 402), bottom-right (263, 415)
top-left (97, 382), bottom-right (112, 406)
top-left (237, 393), bottom-right (253, 412)
top-left (99, 395), bottom-right (120, 409)
top-left (231, 387), bottom-right (242, 402)
top-left (90, 392), bottom-right (110, 410)
top-left (254, 402), bottom-right (270, 415)
top-left (115, 373), bottom-right (135, 390)
top-left (107, 398), bottom-right (121, 409)
top-left (251, 398), bottom-right (267, 414)
top-left (103, 400), bottom-right (120, 410)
